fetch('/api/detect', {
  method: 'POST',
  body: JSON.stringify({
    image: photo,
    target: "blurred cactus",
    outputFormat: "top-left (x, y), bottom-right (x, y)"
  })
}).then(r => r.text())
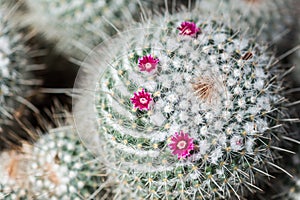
top-left (281, 174), bottom-right (300, 200)
top-left (0, 1), bottom-right (40, 149)
top-left (291, 35), bottom-right (300, 85)
top-left (0, 124), bottom-right (107, 199)
top-left (196, 0), bottom-right (294, 45)
top-left (0, 150), bottom-right (28, 199)
top-left (22, 0), bottom-right (164, 58)
top-left (73, 9), bottom-right (295, 199)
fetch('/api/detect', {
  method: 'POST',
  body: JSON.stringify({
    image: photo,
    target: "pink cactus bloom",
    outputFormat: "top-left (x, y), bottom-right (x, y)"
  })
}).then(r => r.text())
top-left (130, 89), bottom-right (153, 111)
top-left (169, 131), bottom-right (194, 159)
top-left (177, 21), bottom-right (200, 37)
top-left (138, 55), bottom-right (159, 73)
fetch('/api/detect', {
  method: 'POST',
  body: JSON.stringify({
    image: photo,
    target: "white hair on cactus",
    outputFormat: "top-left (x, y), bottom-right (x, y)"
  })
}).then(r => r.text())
top-left (73, 6), bottom-right (298, 199)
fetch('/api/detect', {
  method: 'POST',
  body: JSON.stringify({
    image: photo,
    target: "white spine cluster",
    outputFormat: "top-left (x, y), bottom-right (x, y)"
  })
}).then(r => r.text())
top-left (74, 9), bottom-right (294, 199)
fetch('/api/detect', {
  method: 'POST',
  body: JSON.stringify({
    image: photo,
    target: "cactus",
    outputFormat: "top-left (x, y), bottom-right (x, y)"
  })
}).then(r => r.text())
top-left (291, 36), bottom-right (300, 85)
top-left (73, 9), bottom-right (296, 199)
top-left (280, 175), bottom-right (300, 200)
top-left (195, 0), bottom-right (294, 45)
top-left (0, 1), bottom-right (39, 148)
top-left (0, 150), bottom-right (28, 199)
top-left (22, 0), bottom-right (166, 59)
top-left (0, 125), bottom-right (107, 199)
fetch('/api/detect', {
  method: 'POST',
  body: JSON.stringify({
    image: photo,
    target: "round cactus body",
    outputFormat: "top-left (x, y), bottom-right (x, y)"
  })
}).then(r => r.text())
top-left (0, 125), bottom-right (105, 199)
top-left (196, 0), bottom-right (294, 44)
top-left (74, 10), bottom-right (293, 199)
top-left (24, 0), bottom-right (159, 58)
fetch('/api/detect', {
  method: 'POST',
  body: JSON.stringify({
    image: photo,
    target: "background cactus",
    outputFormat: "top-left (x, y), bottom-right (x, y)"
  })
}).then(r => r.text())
top-left (73, 9), bottom-right (296, 199)
top-left (22, 0), bottom-right (166, 59)
top-left (0, 1), bottom-right (40, 150)
top-left (0, 123), bottom-right (107, 199)
top-left (195, 0), bottom-right (296, 50)
top-left (291, 35), bottom-right (300, 86)
top-left (291, 2), bottom-right (300, 86)
top-left (285, 168), bottom-right (300, 200)
top-left (0, 150), bottom-right (28, 199)
top-left (287, 180), bottom-right (300, 200)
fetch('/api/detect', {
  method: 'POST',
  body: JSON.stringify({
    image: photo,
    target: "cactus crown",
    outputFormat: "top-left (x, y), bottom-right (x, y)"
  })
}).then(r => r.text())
top-left (73, 10), bottom-right (291, 199)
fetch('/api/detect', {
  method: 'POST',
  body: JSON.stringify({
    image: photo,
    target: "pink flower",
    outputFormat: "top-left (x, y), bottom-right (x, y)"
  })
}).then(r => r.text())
top-left (138, 55), bottom-right (159, 73)
top-left (169, 131), bottom-right (194, 159)
top-left (130, 89), bottom-right (153, 111)
top-left (177, 21), bottom-right (200, 37)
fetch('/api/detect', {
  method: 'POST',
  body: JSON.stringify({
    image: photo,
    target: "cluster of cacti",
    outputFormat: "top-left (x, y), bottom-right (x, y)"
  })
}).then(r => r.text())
top-left (1, 0), bottom-right (299, 200)
top-left (196, 0), bottom-right (295, 43)
top-left (71, 9), bottom-right (296, 199)
top-left (0, 124), bottom-right (107, 199)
